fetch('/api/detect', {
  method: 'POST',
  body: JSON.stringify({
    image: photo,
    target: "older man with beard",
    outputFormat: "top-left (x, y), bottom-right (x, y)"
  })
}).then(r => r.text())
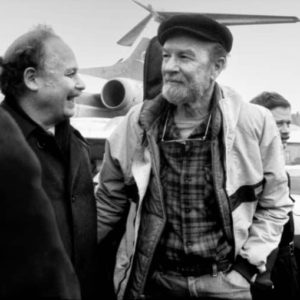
top-left (96, 15), bottom-right (293, 300)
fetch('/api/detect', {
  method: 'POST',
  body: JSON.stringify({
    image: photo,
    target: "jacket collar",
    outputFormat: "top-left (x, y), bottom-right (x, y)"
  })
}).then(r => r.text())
top-left (1, 96), bottom-right (72, 140)
top-left (139, 94), bottom-right (169, 132)
top-left (1, 97), bottom-right (42, 139)
top-left (1, 96), bottom-right (83, 193)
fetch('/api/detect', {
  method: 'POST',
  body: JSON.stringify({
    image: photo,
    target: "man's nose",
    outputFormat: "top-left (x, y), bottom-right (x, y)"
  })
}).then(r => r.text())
top-left (281, 123), bottom-right (290, 133)
top-left (75, 75), bottom-right (86, 91)
top-left (163, 57), bottom-right (179, 72)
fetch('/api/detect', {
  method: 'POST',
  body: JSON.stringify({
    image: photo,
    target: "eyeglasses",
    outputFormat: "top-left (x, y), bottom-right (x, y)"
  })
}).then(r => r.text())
top-left (160, 110), bottom-right (212, 144)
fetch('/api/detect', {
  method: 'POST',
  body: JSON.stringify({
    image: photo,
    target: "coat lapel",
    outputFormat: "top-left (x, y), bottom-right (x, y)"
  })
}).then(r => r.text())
top-left (68, 134), bottom-right (82, 192)
top-left (55, 120), bottom-right (81, 192)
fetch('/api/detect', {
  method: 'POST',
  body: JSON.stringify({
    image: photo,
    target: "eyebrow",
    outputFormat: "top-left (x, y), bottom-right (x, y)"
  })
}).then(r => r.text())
top-left (163, 48), bottom-right (196, 57)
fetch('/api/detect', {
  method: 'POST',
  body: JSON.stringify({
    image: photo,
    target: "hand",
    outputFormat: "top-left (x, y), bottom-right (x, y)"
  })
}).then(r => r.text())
top-left (224, 269), bottom-right (251, 288)
top-left (252, 271), bottom-right (274, 291)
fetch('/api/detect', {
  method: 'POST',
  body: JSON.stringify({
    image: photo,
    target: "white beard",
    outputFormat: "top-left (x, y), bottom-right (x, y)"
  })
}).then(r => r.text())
top-left (162, 83), bottom-right (193, 105)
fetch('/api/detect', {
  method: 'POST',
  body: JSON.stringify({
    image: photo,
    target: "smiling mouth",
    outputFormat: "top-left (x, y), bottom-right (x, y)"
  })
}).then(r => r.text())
top-left (67, 94), bottom-right (80, 101)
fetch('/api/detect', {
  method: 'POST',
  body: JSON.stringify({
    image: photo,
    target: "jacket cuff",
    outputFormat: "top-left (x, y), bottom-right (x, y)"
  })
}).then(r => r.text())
top-left (232, 255), bottom-right (258, 283)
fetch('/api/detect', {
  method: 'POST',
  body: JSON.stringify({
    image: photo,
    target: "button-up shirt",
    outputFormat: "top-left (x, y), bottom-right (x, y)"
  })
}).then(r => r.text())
top-left (157, 100), bottom-right (231, 264)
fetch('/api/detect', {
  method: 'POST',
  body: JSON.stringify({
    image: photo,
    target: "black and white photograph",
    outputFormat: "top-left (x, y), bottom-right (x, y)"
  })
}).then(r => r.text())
top-left (0, 0), bottom-right (300, 299)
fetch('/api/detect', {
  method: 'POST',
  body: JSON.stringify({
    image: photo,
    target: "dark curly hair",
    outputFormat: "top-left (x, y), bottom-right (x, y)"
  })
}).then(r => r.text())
top-left (250, 91), bottom-right (291, 110)
top-left (0, 25), bottom-right (59, 99)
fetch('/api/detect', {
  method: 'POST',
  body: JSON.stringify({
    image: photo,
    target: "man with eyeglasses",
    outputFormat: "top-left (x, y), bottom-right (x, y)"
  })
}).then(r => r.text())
top-left (96, 14), bottom-right (293, 300)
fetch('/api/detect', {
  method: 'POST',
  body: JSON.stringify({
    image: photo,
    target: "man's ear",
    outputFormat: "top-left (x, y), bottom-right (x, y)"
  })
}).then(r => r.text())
top-left (23, 67), bottom-right (39, 91)
top-left (212, 57), bottom-right (226, 79)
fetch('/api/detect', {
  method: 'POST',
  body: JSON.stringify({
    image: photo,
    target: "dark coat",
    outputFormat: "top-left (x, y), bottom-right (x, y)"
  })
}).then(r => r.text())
top-left (2, 100), bottom-right (99, 300)
top-left (251, 175), bottom-right (300, 299)
top-left (0, 107), bottom-right (81, 299)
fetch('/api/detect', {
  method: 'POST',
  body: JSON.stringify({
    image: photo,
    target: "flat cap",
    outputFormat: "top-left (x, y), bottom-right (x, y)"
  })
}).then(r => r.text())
top-left (157, 14), bottom-right (233, 52)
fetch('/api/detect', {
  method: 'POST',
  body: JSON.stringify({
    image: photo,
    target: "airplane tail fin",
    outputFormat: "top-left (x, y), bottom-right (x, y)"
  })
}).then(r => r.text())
top-left (80, 37), bottom-right (150, 81)
top-left (117, 13), bottom-right (152, 46)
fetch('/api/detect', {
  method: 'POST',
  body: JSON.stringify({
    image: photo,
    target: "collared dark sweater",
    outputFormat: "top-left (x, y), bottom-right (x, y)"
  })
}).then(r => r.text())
top-left (2, 99), bottom-right (99, 300)
top-left (0, 107), bottom-right (80, 299)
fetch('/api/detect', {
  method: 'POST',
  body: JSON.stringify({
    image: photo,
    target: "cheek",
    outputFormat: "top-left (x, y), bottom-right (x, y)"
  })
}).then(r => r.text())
top-left (44, 79), bottom-right (56, 88)
top-left (191, 72), bottom-right (210, 87)
top-left (49, 76), bottom-right (71, 90)
top-left (196, 62), bottom-right (212, 76)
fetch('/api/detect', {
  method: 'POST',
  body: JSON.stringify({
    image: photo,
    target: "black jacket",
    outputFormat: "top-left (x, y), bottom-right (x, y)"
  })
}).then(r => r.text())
top-left (2, 99), bottom-right (99, 300)
top-left (0, 107), bottom-right (81, 299)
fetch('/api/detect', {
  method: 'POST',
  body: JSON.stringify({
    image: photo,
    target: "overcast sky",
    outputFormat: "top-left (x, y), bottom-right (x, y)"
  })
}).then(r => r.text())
top-left (1, 0), bottom-right (300, 111)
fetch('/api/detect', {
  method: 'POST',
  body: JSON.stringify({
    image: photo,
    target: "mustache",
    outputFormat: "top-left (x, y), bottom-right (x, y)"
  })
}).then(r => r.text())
top-left (163, 74), bottom-right (184, 83)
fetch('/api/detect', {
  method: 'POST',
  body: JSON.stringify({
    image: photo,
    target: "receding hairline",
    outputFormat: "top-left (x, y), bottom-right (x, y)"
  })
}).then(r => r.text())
top-left (3, 26), bottom-right (61, 63)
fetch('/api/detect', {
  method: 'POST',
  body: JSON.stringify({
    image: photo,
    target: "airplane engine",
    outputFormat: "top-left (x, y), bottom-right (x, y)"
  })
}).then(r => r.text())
top-left (101, 77), bottom-right (143, 111)
top-left (74, 75), bottom-right (143, 118)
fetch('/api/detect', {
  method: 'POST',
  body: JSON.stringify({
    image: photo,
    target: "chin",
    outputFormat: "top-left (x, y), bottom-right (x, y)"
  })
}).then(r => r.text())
top-left (162, 87), bottom-right (189, 105)
top-left (282, 137), bottom-right (289, 144)
top-left (64, 109), bottom-right (75, 119)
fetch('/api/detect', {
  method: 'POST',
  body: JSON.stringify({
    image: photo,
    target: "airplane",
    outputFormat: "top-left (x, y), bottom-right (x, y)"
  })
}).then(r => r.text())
top-left (71, 0), bottom-right (300, 169)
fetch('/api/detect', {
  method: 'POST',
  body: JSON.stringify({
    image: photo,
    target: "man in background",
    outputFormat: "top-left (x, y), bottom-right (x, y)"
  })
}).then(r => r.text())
top-left (251, 91), bottom-right (299, 299)
top-left (0, 25), bottom-right (99, 299)
top-left (251, 92), bottom-right (291, 149)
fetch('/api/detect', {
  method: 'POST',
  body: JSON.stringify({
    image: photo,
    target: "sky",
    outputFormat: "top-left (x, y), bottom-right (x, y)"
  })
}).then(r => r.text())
top-left (1, 0), bottom-right (300, 111)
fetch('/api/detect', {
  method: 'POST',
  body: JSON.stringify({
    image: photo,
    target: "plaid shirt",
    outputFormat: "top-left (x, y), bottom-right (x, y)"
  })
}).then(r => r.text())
top-left (157, 105), bottom-right (231, 264)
